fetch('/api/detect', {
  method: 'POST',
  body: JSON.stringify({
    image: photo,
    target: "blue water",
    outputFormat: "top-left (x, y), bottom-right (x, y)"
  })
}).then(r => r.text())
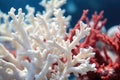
top-left (0, 0), bottom-right (120, 30)
top-left (68, 74), bottom-right (76, 80)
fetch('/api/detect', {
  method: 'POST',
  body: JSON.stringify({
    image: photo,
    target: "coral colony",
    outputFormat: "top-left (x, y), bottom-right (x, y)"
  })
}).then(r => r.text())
top-left (0, 0), bottom-right (120, 80)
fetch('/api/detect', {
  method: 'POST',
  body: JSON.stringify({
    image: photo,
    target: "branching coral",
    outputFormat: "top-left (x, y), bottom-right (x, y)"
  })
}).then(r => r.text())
top-left (69, 9), bottom-right (120, 80)
top-left (0, 0), bottom-right (96, 80)
top-left (1, 0), bottom-right (120, 80)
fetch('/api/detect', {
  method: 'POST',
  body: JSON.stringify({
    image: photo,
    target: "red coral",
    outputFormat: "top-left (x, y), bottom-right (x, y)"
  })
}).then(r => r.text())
top-left (67, 10), bottom-right (120, 80)
top-left (65, 10), bottom-right (89, 42)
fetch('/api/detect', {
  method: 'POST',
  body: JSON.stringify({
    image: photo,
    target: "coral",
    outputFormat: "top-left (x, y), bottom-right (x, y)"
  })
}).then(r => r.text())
top-left (70, 9), bottom-right (120, 80)
top-left (0, 0), bottom-right (120, 80)
top-left (0, 0), bottom-right (96, 80)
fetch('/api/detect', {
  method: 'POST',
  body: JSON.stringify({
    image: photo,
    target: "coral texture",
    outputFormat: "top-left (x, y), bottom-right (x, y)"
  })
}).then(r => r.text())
top-left (0, 0), bottom-right (96, 80)
top-left (70, 10), bottom-right (120, 80)
top-left (0, 0), bottom-right (120, 80)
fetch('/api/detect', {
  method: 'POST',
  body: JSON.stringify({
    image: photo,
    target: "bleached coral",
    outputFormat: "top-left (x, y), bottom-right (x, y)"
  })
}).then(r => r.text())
top-left (0, 0), bottom-right (96, 80)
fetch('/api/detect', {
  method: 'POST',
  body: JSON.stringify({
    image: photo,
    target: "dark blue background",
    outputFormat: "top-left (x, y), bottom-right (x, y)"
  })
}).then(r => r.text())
top-left (0, 0), bottom-right (120, 29)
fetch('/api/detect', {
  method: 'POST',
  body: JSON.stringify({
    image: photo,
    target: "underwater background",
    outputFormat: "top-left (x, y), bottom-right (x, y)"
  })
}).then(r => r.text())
top-left (0, 0), bottom-right (120, 30)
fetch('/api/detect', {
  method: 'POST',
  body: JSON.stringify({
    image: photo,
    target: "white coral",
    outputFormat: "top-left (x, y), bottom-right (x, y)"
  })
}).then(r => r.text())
top-left (0, 0), bottom-right (96, 80)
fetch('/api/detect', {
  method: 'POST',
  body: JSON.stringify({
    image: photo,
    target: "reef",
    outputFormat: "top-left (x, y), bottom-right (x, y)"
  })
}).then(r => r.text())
top-left (0, 0), bottom-right (120, 80)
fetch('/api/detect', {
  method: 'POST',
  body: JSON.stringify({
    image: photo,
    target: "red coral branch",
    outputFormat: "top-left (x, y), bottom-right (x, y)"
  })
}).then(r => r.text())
top-left (67, 10), bottom-right (120, 80)
top-left (65, 10), bottom-right (89, 42)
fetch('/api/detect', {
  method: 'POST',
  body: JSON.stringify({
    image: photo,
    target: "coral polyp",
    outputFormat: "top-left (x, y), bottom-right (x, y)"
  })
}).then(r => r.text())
top-left (0, 0), bottom-right (120, 80)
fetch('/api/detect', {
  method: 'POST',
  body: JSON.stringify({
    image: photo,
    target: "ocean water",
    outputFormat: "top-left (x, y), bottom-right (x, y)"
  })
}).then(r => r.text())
top-left (0, 0), bottom-right (120, 29)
